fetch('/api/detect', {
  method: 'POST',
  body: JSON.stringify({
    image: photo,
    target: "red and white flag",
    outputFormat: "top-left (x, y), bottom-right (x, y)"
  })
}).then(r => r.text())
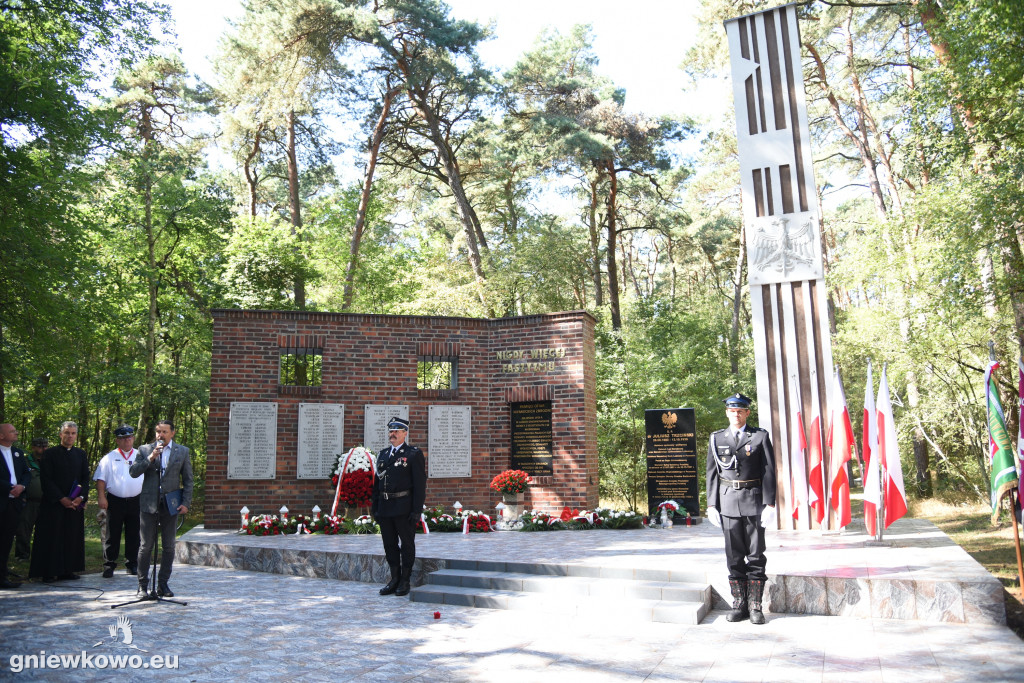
top-left (877, 365), bottom-right (908, 528)
top-left (808, 384), bottom-right (826, 525)
top-left (827, 367), bottom-right (855, 528)
top-left (862, 361), bottom-right (880, 536)
top-left (789, 378), bottom-right (809, 520)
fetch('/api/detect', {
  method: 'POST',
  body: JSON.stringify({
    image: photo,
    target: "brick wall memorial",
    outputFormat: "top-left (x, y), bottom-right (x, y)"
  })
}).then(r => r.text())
top-left (204, 309), bottom-right (597, 529)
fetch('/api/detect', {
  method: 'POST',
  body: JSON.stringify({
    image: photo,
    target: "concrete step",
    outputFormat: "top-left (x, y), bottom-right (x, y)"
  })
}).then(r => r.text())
top-left (410, 565), bottom-right (713, 625)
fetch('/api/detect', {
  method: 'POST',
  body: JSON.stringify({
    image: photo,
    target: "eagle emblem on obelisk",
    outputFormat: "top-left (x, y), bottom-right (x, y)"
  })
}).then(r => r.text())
top-left (751, 215), bottom-right (817, 277)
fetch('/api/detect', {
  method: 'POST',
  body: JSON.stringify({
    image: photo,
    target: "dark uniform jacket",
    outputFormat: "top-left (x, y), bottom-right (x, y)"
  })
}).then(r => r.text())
top-left (1, 446), bottom-right (30, 514)
top-left (706, 425), bottom-right (776, 517)
top-left (371, 443), bottom-right (426, 518)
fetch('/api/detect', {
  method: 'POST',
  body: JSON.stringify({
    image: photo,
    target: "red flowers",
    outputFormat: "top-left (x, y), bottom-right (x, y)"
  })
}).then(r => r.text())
top-left (490, 470), bottom-right (532, 495)
top-left (337, 469), bottom-right (373, 508)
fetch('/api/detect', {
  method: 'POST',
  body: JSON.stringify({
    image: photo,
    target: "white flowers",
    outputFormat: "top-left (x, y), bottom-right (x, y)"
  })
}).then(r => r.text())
top-left (354, 515), bottom-right (373, 526)
top-left (333, 447), bottom-right (374, 476)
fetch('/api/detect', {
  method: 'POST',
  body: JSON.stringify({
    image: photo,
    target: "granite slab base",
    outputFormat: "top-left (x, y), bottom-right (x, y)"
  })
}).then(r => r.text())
top-left (177, 517), bottom-right (1006, 626)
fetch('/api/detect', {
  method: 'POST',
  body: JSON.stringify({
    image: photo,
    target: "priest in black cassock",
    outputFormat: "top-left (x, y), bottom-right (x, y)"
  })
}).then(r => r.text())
top-left (30, 422), bottom-right (89, 582)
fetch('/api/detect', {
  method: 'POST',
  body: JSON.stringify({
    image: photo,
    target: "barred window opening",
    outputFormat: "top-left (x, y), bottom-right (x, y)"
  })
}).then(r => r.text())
top-left (417, 356), bottom-right (456, 391)
top-left (280, 348), bottom-right (322, 387)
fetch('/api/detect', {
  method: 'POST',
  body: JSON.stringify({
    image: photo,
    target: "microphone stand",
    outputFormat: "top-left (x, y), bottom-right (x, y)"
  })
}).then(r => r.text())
top-left (113, 440), bottom-right (187, 609)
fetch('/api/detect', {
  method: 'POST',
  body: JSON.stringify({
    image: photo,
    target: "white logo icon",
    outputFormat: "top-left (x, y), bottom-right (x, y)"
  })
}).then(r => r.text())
top-left (93, 616), bottom-right (147, 652)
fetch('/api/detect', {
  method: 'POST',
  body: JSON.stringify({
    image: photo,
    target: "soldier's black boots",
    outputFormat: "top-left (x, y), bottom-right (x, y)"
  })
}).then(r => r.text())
top-left (726, 579), bottom-right (749, 622)
top-left (394, 566), bottom-right (413, 597)
top-left (748, 578), bottom-right (766, 625)
top-left (379, 564), bottom-right (401, 595)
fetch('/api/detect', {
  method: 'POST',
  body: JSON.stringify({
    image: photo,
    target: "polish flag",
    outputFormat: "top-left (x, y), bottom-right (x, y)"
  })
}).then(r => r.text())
top-left (789, 378), bottom-right (809, 520)
top-left (808, 387), bottom-right (826, 526)
top-left (827, 367), bottom-right (855, 528)
top-left (862, 362), bottom-right (880, 536)
top-left (877, 366), bottom-right (908, 528)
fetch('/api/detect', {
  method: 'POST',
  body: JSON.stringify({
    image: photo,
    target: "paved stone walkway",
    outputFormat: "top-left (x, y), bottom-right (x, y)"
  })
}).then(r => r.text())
top-left (2, 563), bottom-right (1022, 682)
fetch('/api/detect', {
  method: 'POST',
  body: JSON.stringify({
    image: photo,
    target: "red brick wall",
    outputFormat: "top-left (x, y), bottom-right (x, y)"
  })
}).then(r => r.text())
top-left (205, 309), bottom-right (598, 529)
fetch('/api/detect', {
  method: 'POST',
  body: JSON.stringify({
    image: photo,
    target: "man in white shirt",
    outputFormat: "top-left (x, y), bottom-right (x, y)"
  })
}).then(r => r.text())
top-left (93, 425), bottom-right (144, 578)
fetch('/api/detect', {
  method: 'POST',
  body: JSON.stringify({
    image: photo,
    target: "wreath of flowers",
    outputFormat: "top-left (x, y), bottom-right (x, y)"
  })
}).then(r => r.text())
top-left (456, 509), bottom-right (494, 533)
top-left (330, 447), bottom-right (375, 509)
top-left (519, 509), bottom-right (565, 532)
top-left (594, 507), bottom-right (644, 530)
top-left (246, 514), bottom-right (283, 536)
top-left (489, 469), bottom-right (532, 495)
top-left (421, 505), bottom-right (460, 532)
top-left (350, 514), bottom-right (380, 535)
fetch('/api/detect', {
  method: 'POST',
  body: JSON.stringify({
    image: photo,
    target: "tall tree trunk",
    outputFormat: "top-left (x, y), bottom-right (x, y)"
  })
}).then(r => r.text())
top-left (286, 111), bottom-right (305, 310)
top-left (243, 128), bottom-right (263, 218)
top-left (139, 107), bottom-right (156, 435)
top-left (605, 161), bottom-right (622, 330)
top-left (0, 322), bottom-right (5, 422)
top-left (343, 86), bottom-right (399, 311)
top-left (588, 176), bottom-right (603, 307)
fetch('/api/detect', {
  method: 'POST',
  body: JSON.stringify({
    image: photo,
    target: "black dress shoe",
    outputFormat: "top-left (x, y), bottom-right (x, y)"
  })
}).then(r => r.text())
top-left (57, 573), bottom-right (80, 580)
top-left (157, 583), bottom-right (174, 597)
top-left (0, 579), bottom-right (22, 589)
top-left (102, 568), bottom-right (114, 578)
top-left (136, 585), bottom-right (155, 600)
top-left (126, 566), bottom-right (137, 576)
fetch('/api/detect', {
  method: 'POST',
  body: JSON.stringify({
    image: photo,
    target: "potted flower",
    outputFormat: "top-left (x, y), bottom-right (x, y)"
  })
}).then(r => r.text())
top-left (490, 469), bottom-right (532, 505)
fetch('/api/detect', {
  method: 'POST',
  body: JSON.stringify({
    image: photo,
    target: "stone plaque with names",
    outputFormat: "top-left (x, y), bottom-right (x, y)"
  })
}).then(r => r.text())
top-left (645, 408), bottom-right (698, 517)
top-left (510, 401), bottom-right (554, 476)
top-left (427, 405), bottom-right (472, 478)
top-left (297, 403), bottom-right (345, 479)
top-left (227, 402), bottom-right (278, 479)
top-left (363, 404), bottom-right (409, 454)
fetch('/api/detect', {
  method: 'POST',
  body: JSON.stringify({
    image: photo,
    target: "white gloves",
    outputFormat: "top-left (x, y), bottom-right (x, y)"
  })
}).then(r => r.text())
top-left (760, 506), bottom-right (777, 528)
top-left (707, 507), bottom-right (721, 528)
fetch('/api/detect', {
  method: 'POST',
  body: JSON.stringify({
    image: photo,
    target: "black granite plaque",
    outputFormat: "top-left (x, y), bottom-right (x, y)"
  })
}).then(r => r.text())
top-left (645, 408), bottom-right (698, 517)
top-left (510, 401), bottom-right (553, 476)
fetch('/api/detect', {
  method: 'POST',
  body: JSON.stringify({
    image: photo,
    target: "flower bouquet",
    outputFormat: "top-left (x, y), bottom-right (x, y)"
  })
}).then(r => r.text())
top-left (330, 447), bottom-right (375, 516)
top-left (489, 469), bottom-right (532, 496)
top-left (313, 515), bottom-right (347, 535)
top-left (519, 509), bottom-right (565, 532)
top-left (246, 514), bottom-right (283, 536)
top-left (595, 507), bottom-right (644, 530)
top-left (350, 514), bottom-right (379, 535)
top-left (422, 505), bottom-right (461, 533)
top-left (457, 509), bottom-right (494, 533)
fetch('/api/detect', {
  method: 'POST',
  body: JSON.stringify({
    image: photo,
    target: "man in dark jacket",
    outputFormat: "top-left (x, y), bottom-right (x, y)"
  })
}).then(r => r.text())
top-left (706, 394), bottom-right (777, 625)
top-left (1, 423), bottom-right (31, 588)
top-left (371, 417), bottom-right (426, 597)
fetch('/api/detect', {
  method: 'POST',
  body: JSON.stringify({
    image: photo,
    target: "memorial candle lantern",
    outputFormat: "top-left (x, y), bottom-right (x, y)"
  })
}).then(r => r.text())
top-left (312, 505), bottom-right (321, 521)
top-left (453, 501), bottom-right (463, 515)
top-left (240, 506), bottom-right (250, 528)
top-left (280, 505), bottom-right (289, 523)
top-left (495, 501), bottom-right (506, 519)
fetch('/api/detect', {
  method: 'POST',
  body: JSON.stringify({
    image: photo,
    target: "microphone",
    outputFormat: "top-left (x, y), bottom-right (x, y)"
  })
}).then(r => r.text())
top-left (150, 439), bottom-right (165, 462)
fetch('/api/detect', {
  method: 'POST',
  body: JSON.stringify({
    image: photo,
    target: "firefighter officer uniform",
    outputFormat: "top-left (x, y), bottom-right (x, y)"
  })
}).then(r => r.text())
top-left (706, 393), bottom-right (777, 624)
top-left (371, 417), bottom-right (426, 597)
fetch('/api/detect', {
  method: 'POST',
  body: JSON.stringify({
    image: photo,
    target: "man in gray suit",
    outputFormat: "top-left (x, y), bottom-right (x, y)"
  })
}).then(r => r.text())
top-left (130, 420), bottom-right (192, 598)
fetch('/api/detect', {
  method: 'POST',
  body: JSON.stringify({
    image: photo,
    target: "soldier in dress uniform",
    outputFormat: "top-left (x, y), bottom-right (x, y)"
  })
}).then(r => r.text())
top-left (371, 417), bottom-right (426, 597)
top-left (706, 393), bottom-right (777, 625)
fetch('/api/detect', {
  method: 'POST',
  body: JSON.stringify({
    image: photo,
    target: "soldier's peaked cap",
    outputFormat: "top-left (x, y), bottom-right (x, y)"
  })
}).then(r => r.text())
top-left (723, 393), bottom-right (752, 409)
top-left (388, 417), bottom-right (409, 430)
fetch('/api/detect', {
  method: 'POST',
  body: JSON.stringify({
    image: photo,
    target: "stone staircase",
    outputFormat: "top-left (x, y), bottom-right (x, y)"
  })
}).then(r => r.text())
top-left (409, 559), bottom-right (713, 624)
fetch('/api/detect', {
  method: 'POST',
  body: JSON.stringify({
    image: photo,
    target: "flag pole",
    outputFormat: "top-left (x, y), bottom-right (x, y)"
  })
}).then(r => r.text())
top-left (878, 363), bottom-right (887, 543)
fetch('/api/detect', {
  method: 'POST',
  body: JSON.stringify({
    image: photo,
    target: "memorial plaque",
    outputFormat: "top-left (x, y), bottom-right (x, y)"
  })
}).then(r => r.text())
top-left (645, 408), bottom-right (698, 517)
top-left (510, 401), bottom-right (553, 476)
top-left (227, 402), bottom-right (278, 479)
top-left (297, 403), bottom-right (345, 479)
top-left (363, 404), bottom-right (409, 454)
top-left (427, 405), bottom-right (472, 478)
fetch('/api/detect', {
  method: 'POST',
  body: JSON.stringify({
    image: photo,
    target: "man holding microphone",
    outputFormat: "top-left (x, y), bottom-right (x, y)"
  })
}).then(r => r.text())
top-left (131, 420), bottom-right (192, 598)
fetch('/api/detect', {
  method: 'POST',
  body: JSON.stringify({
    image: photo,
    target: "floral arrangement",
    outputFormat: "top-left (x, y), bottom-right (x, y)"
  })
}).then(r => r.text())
top-left (459, 510), bottom-right (495, 533)
top-left (489, 469), bottom-right (532, 495)
top-left (422, 506), bottom-right (461, 533)
top-left (350, 514), bottom-right (379, 535)
top-left (246, 514), bottom-right (283, 536)
top-left (519, 509), bottom-right (565, 532)
top-left (330, 447), bottom-right (375, 509)
top-left (283, 513), bottom-right (315, 534)
top-left (595, 507), bottom-right (644, 530)
top-left (314, 515), bottom-right (347, 535)
top-left (656, 500), bottom-right (689, 520)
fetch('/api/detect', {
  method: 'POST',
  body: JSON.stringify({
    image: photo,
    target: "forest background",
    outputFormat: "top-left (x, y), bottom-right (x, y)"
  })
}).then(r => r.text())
top-left (2, 0), bottom-right (1023, 521)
